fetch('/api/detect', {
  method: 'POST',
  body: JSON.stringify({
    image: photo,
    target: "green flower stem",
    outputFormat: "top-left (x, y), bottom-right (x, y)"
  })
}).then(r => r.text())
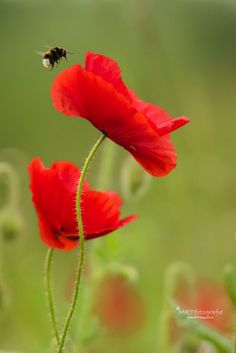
top-left (57, 133), bottom-right (106, 353)
top-left (45, 248), bottom-right (60, 345)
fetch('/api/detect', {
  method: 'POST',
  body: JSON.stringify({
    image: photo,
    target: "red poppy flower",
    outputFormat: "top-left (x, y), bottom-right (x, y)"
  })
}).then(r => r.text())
top-left (28, 158), bottom-right (136, 251)
top-left (51, 52), bottom-right (190, 177)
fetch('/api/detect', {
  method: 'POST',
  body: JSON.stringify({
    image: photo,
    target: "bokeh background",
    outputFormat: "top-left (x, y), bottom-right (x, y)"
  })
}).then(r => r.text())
top-left (0, 0), bottom-right (236, 352)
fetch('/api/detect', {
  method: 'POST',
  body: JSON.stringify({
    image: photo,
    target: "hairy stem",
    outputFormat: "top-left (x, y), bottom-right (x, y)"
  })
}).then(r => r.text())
top-left (45, 248), bottom-right (60, 345)
top-left (57, 133), bottom-right (106, 353)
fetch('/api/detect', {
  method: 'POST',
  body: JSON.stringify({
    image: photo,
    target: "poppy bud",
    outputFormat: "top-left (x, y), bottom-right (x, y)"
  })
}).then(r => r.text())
top-left (0, 209), bottom-right (23, 241)
top-left (121, 156), bottom-right (152, 200)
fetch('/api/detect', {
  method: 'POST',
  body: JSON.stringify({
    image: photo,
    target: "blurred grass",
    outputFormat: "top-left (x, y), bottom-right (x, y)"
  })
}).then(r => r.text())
top-left (0, 0), bottom-right (236, 352)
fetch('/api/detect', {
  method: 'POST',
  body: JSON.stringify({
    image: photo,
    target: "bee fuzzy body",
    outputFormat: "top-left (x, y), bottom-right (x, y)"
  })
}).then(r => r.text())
top-left (42, 47), bottom-right (67, 70)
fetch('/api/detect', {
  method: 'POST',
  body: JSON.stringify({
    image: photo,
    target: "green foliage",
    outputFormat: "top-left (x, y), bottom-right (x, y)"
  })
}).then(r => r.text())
top-left (224, 265), bottom-right (236, 308)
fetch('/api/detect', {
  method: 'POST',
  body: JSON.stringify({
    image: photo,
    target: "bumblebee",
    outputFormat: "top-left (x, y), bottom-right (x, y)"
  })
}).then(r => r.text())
top-left (38, 47), bottom-right (68, 70)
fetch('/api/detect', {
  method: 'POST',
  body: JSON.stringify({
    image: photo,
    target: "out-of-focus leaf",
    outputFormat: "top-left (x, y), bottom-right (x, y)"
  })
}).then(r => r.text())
top-left (224, 265), bottom-right (236, 308)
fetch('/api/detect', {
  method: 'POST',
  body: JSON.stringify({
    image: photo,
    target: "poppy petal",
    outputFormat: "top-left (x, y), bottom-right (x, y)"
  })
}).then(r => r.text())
top-left (129, 91), bottom-right (190, 135)
top-left (128, 136), bottom-right (177, 176)
top-left (129, 90), bottom-right (173, 126)
top-left (38, 214), bottom-right (64, 249)
top-left (51, 160), bottom-right (89, 192)
top-left (29, 158), bottom-right (78, 246)
top-left (82, 190), bottom-right (135, 238)
top-left (104, 191), bottom-right (123, 208)
top-left (118, 214), bottom-right (137, 228)
top-left (39, 216), bottom-right (78, 251)
top-left (58, 235), bottom-right (79, 251)
top-left (85, 52), bottom-right (131, 100)
top-left (156, 116), bottom-right (190, 136)
top-left (51, 64), bottom-right (136, 132)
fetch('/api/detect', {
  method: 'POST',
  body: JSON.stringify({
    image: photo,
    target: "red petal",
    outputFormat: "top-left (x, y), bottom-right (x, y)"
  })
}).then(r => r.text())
top-left (129, 90), bottom-right (173, 126)
top-left (124, 93), bottom-right (189, 175)
top-left (38, 216), bottom-right (77, 251)
top-left (51, 161), bottom-right (89, 192)
top-left (29, 158), bottom-right (78, 249)
top-left (104, 191), bottom-right (123, 208)
top-left (129, 91), bottom-right (190, 135)
top-left (128, 135), bottom-right (177, 177)
top-left (51, 64), bottom-right (136, 132)
top-left (118, 214), bottom-right (137, 228)
top-left (82, 190), bottom-right (135, 239)
top-left (156, 116), bottom-right (190, 136)
top-left (85, 52), bottom-right (131, 100)
top-left (57, 235), bottom-right (79, 251)
top-left (38, 214), bottom-right (64, 249)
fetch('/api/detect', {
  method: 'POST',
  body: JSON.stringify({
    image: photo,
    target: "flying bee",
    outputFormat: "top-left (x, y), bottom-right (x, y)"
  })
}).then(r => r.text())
top-left (37, 46), bottom-right (68, 70)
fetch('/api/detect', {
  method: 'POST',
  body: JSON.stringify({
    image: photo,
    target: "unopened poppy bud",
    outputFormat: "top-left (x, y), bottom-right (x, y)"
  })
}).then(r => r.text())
top-left (121, 156), bottom-right (152, 200)
top-left (0, 209), bottom-right (23, 241)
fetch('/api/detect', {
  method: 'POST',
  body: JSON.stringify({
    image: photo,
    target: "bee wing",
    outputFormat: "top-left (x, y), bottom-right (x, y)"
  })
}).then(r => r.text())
top-left (35, 51), bottom-right (45, 57)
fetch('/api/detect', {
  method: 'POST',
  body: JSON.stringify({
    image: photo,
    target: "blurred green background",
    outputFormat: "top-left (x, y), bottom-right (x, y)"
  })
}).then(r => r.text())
top-left (0, 0), bottom-right (236, 352)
